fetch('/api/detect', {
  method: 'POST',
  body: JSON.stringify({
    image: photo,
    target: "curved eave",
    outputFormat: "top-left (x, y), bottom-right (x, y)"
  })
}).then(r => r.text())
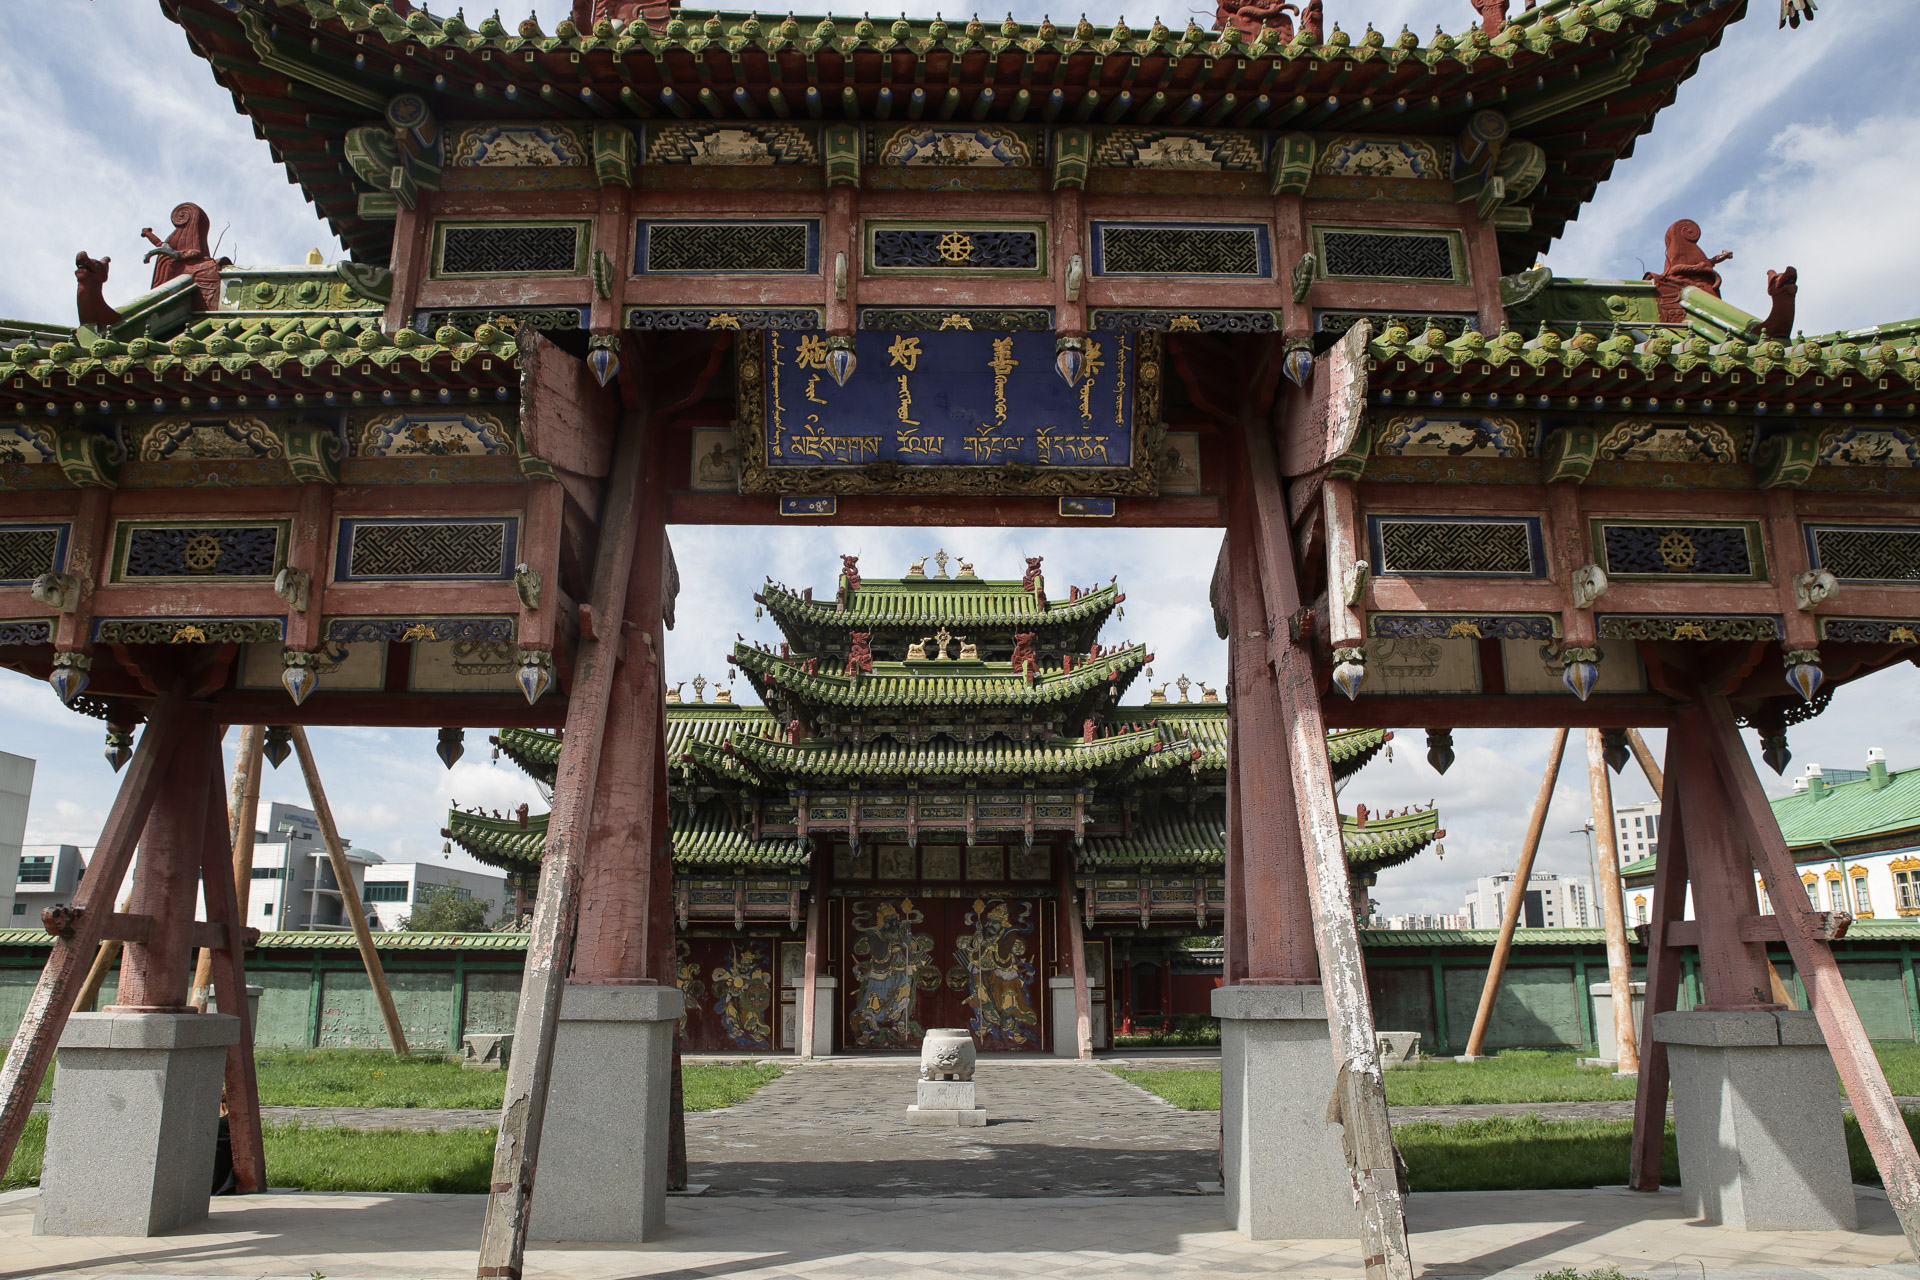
top-left (691, 725), bottom-right (1164, 780)
top-left (170, 0), bottom-right (1747, 267)
top-left (448, 804), bottom-right (810, 869)
top-left (495, 727), bottom-right (562, 785)
top-left (735, 641), bottom-right (1147, 710)
top-left (1344, 809), bottom-right (1444, 873)
top-left (445, 809), bottom-right (546, 869)
top-left (758, 580), bottom-right (1120, 638)
top-left (1078, 804), bottom-right (1439, 871)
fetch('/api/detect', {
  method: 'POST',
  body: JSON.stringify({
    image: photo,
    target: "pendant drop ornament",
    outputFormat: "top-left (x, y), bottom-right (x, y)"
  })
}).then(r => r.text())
top-left (1761, 729), bottom-right (1793, 776)
top-left (586, 334), bottom-right (621, 388)
top-left (1557, 646), bottom-right (1601, 701)
top-left (281, 650), bottom-right (321, 706)
top-left (437, 726), bottom-right (466, 769)
top-left (262, 725), bottom-right (293, 769)
top-left (1424, 727), bottom-right (1455, 775)
top-left (1331, 646), bottom-right (1367, 700)
top-left (1601, 729), bottom-right (1630, 774)
top-left (1283, 339), bottom-right (1315, 389)
top-left (516, 649), bottom-right (555, 704)
top-left (104, 726), bottom-right (133, 773)
top-left (1783, 649), bottom-right (1824, 702)
top-left (49, 652), bottom-right (91, 706)
top-left (1054, 334), bottom-right (1087, 387)
top-left (825, 334), bottom-right (857, 386)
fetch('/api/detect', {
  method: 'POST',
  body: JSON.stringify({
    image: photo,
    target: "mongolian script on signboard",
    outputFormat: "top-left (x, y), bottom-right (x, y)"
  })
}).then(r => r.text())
top-left (761, 329), bottom-right (1135, 470)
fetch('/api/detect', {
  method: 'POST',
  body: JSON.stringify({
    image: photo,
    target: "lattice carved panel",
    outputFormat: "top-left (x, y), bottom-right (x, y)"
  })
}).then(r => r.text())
top-left (1597, 522), bottom-right (1762, 579)
top-left (0, 525), bottom-right (63, 583)
top-left (1319, 230), bottom-right (1459, 281)
top-left (1808, 525), bottom-right (1920, 582)
top-left (1370, 516), bottom-right (1540, 577)
top-left (642, 221), bottom-right (814, 273)
top-left (1095, 224), bottom-right (1265, 276)
top-left (115, 523), bottom-right (282, 581)
top-left (337, 518), bottom-right (517, 581)
top-left (870, 228), bottom-right (1041, 271)
top-left (436, 223), bottom-right (583, 276)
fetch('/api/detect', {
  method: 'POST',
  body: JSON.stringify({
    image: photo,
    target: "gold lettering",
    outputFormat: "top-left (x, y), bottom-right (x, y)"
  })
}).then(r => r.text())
top-left (988, 336), bottom-right (1019, 427)
top-left (887, 334), bottom-right (923, 371)
top-left (1078, 339), bottom-right (1104, 423)
top-left (769, 331), bottom-right (785, 451)
top-left (794, 335), bottom-right (830, 370)
top-left (805, 374), bottom-right (828, 404)
top-left (895, 373), bottom-right (920, 425)
top-left (1035, 427), bottom-right (1112, 465)
top-left (1113, 333), bottom-right (1128, 426)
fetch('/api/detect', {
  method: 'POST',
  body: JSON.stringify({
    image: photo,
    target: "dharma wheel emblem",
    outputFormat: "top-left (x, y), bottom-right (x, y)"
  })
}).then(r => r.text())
top-left (1657, 531), bottom-right (1697, 572)
top-left (936, 233), bottom-right (973, 264)
top-left (182, 533), bottom-right (222, 573)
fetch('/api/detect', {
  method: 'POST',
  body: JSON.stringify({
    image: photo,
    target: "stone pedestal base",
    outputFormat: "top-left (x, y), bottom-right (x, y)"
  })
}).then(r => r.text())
top-left (529, 984), bottom-right (682, 1242)
top-left (1047, 975), bottom-right (1110, 1056)
top-left (36, 1012), bottom-right (239, 1237)
top-left (1584, 982), bottom-right (1647, 1068)
top-left (461, 1032), bottom-right (512, 1070)
top-left (906, 1077), bottom-right (987, 1125)
top-left (1212, 985), bottom-right (1357, 1242)
top-left (1654, 1009), bottom-right (1855, 1231)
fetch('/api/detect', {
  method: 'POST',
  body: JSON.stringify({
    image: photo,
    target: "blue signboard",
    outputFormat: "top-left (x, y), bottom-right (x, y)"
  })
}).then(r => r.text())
top-left (761, 329), bottom-right (1135, 470)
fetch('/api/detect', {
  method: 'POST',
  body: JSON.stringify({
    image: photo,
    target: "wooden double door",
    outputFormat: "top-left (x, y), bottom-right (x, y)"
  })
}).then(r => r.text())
top-left (834, 891), bottom-right (1054, 1052)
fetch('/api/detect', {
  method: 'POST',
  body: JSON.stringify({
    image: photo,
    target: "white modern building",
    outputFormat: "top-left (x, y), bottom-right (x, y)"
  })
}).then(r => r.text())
top-left (245, 802), bottom-right (379, 931)
top-left (1613, 800), bottom-right (1661, 868)
top-left (0, 752), bottom-right (30, 923)
top-left (360, 861), bottom-right (510, 930)
top-left (1369, 912), bottom-right (1470, 931)
top-left (13, 843), bottom-right (86, 921)
top-left (1462, 870), bottom-right (1591, 930)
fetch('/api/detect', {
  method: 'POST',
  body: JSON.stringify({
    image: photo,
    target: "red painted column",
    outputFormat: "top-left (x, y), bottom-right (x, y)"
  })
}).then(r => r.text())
top-left (1224, 489), bottom-right (1320, 984)
top-left (1673, 709), bottom-right (1780, 1010)
top-left (110, 712), bottom-right (219, 1012)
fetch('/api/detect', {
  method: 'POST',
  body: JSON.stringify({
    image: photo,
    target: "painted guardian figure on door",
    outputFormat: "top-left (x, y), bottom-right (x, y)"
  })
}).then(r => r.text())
top-left (849, 897), bottom-right (942, 1048)
top-left (709, 941), bottom-right (775, 1048)
top-left (949, 897), bottom-right (1040, 1050)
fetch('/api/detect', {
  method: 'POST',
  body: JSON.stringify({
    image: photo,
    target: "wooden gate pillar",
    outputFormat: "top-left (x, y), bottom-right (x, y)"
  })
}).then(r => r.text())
top-left (112, 711), bottom-right (221, 1011)
top-left (1670, 712), bottom-right (1777, 1010)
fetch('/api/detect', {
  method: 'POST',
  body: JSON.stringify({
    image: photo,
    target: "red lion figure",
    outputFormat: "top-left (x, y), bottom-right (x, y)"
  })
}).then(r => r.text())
top-left (845, 632), bottom-right (874, 678)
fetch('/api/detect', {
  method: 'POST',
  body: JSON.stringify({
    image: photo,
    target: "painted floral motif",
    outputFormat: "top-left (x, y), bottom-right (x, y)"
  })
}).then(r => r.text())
top-left (1377, 414), bottom-right (1529, 458)
top-left (947, 898), bottom-right (1040, 1050)
top-left (1598, 418), bottom-right (1738, 464)
top-left (355, 411), bottom-right (513, 458)
top-left (1318, 136), bottom-right (1443, 180)
top-left (0, 425), bottom-right (57, 465)
top-left (1819, 425), bottom-right (1919, 469)
top-left (849, 897), bottom-right (941, 1049)
top-left (710, 941), bottom-right (774, 1048)
top-left (451, 125), bottom-right (588, 167)
top-left (877, 127), bottom-right (1035, 168)
top-left (646, 123), bottom-right (818, 166)
top-left (1093, 129), bottom-right (1261, 172)
top-left (138, 416), bottom-right (283, 462)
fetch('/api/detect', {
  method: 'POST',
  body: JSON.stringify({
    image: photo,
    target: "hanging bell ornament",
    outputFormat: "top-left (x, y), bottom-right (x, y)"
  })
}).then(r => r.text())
top-left (1783, 649), bottom-right (1825, 702)
top-left (1559, 647), bottom-right (1602, 701)
top-left (1425, 727), bottom-right (1455, 775)
top-left (1282, 339), bottom-right (1315, 389)
top-left (1331, 646), bottom-right (1368, 700)
top-left (103, 726), bottom-right (134, 773)
top-left (48, 651), bottom-right (91, 705)
top-left (437, 726), bottom-right (466, 769)
top-left (1054, 334), bottom-right (1087, 387)
top-left (262, 725), bottom-right (293, 769)
top-left (824, 334), bottom-right (858, 386)
top-left (1600, 728), bottom-right (1630, 774)
top-left (586, 333), bottom-right (621, 387)
top-left (281, 650), bottom-right (321, 706)
top-left (516, 649), bottom-right (555, 704)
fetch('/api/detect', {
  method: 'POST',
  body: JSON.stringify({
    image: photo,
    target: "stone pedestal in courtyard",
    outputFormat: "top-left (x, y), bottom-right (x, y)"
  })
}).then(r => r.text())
top-left (1212, 984), bottom-right (1357, 1241)
top-left (1047, 975), bottom-right (1110, 1056)
top-left (1585, 981), bottom-right (1647, 1068)
top-left (36, 1011), bottom-right (239, 1237)
top-left (906, 1077), bottom-right (988, 1125)
top-left (530, 984), bottom-right (682, 1242)
top-left (1654, 1009), bottom-right (1855, 1230)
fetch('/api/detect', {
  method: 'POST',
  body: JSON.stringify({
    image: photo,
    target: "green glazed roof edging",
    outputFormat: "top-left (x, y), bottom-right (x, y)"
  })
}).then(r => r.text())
top-left (760, 579), bottom-right (1120, 632)
top-left (1772, 769), bottom-right (1920, 851)
top-left (736, 640), bottom-right (1147, 709)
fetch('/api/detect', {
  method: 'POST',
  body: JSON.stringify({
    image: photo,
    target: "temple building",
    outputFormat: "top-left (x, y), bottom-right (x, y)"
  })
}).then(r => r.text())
top-left (447, 554), bottom-right (1441, 1052)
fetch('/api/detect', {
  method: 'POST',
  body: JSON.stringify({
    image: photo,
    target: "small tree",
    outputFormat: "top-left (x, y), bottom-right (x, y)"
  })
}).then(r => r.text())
top-left (402, 885), bottom-right (491, 933)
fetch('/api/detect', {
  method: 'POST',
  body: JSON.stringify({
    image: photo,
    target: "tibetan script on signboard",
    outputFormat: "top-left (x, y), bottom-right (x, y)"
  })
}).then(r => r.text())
top-left (760, 329), bottom-right (1135, 470)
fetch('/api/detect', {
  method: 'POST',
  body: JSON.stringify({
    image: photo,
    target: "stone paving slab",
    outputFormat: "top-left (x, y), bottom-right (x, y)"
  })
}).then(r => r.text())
top-left (1, 1187), bottom-right (1910, 1279)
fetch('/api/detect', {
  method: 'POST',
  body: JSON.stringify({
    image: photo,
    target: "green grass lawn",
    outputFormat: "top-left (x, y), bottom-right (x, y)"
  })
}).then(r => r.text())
top-left (252, 1051), bottom-right (781, 1111)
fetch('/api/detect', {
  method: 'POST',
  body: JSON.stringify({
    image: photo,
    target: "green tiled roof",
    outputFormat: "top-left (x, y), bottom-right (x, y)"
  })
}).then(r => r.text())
top-left (736, 641), bottom-right (1146, 709)
top-left (1080, 801), bottom-right (1438, 871)
top-left (687, 722), bottom-right (1182, 780)
top-left (1358, 927), bottom-right (1610, 947)
top-left (760, 577), bottom-right (1120, 633)
top-left (446, 802), bottom-right (808, 870)
top-left (1344, 807), bottom-right (1445, 872)
top-left (1772, 768), bottom-right (1920, 853)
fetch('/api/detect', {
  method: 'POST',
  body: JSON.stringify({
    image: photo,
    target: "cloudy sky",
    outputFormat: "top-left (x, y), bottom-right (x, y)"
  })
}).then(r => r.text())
top-left (2, 1), bottom-right (1917, 918)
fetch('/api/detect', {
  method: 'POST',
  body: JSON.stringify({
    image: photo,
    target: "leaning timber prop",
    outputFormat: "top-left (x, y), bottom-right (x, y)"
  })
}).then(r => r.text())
top-left (1463, 728), bottom-right (1570, 1059)
top-left (197, 760), bottom-right (266, 1192)
top-left (290, 726), bottom-right (409, 1056)
top-left (0, 687), bottom-right (188, 1178)
top-left (476, 350), bottom-right (653, 1280)
top-left (1240, 328), bottom-right (1413, 1280)
top-left (1586, 728), bottom-right (1640, 1074)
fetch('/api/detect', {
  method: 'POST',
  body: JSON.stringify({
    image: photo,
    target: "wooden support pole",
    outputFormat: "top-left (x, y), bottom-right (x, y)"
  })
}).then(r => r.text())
top-left (198, 770), bottom-right (265, 1194)
top-left (1587, 728), bottom-right (1640, 1074)
top-left (73, 887), bottom-right (135, 1014)
top-left (0, 689), bottom-right (187, 1178)
top-left (1463, 728), bottom-right (1569, 1059)
top-left (1058, 848), bottom-right (1094, 1058)
top-left (114, 718), bottom-right (221, 1012)
top-left (1241, 374), bottom-right (1411, 1280)
top-left (478, 348), bottom-right (652, 1280)
top-left (1699, 692), bottom-right (1920, 1254)
top-left (799, 883), bottom-right (824, 1057)
top-left (1629, 730), bottom-right (1689, 1190)
top-left (289, 726), bottom-right (409, 1056)
top-left (1626, 728), bottom-right (1664, 795)
top-left (192, 726), bottom-right (265, 1011)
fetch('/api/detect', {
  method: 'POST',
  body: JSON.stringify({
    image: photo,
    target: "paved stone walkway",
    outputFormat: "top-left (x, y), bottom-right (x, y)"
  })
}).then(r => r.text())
top-left (686, 1059), bottom-right (1219, 1196)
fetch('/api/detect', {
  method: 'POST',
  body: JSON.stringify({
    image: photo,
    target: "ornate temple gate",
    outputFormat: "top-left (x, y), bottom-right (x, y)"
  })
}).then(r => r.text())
top-left (3, 0), bottom-right (1919, 1277)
